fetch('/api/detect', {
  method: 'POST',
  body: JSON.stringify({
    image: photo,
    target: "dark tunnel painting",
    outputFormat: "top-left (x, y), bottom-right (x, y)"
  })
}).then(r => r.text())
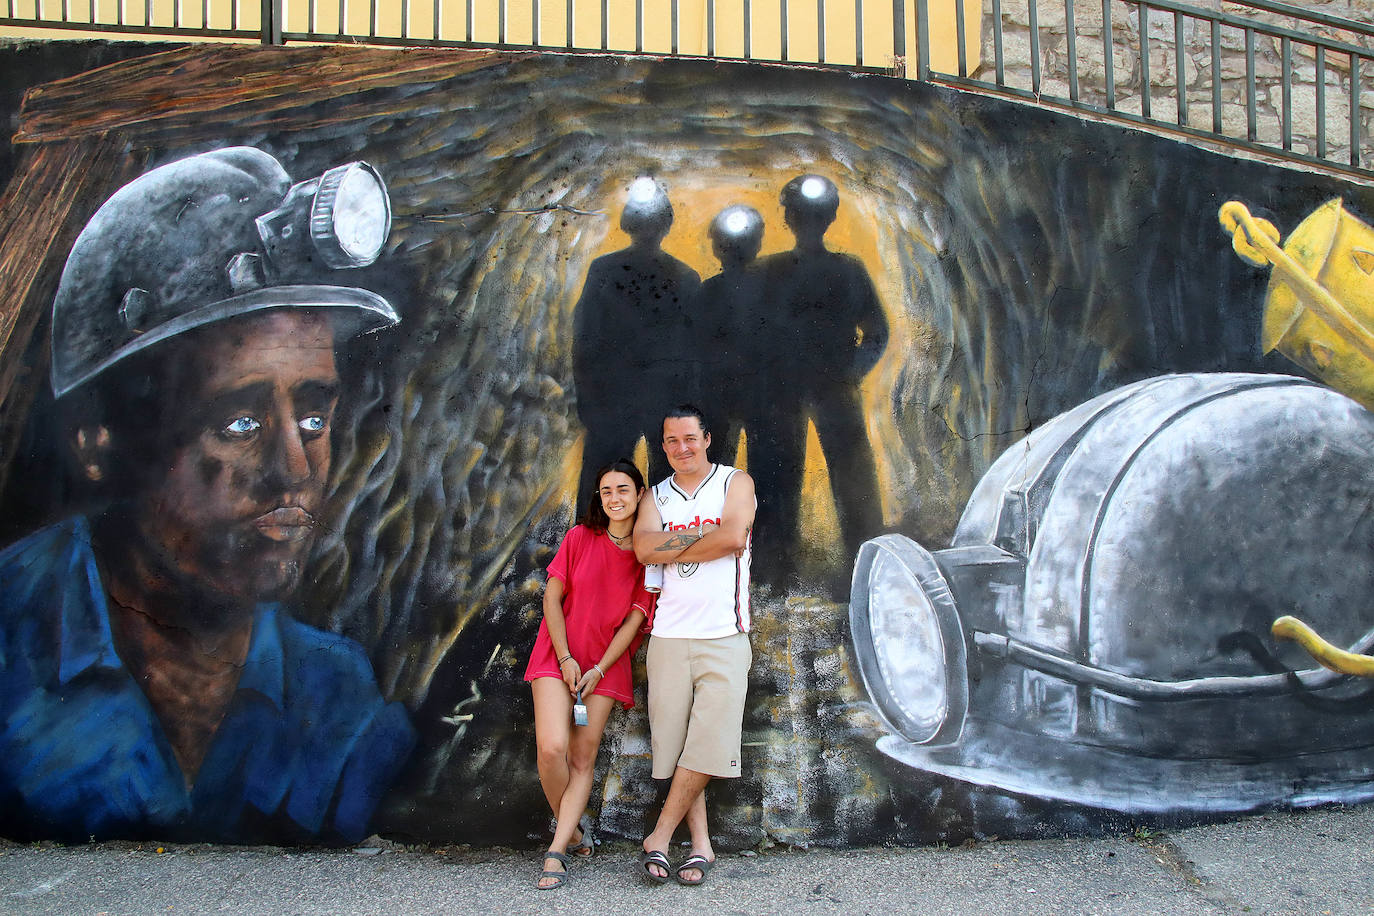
top-left (2, 42), bottom-right (1374, 848)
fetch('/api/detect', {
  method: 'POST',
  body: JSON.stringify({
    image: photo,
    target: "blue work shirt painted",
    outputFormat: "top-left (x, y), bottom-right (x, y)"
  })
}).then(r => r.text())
top-left (0, 517), bottom-right (416, 844)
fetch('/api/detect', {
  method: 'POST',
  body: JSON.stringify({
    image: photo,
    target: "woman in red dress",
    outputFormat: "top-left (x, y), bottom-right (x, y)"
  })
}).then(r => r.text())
top-left (524, 458), bottom-right (653, 889)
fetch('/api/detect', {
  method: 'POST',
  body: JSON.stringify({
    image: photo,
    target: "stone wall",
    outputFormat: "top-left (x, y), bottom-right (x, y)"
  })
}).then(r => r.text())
top-left (982, 0), bottom-right (1374, 169)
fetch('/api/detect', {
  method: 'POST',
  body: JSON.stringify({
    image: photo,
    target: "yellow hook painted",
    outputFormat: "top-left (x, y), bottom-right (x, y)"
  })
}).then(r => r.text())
top-left (1272, 615), bottom-right (1374, 678)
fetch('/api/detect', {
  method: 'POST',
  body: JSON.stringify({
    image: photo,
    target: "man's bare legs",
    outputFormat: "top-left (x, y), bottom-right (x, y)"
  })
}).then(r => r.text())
top-left (642, 766), bottom-right (713, 880)
top-left (679, 784), bottom-right (715, 882)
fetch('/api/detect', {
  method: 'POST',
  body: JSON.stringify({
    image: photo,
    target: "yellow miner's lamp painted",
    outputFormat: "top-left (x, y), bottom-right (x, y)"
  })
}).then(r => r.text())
top-left (1223, 201), bottom-right (1374, 678)
top-left (1220, 199), bottom-right (1374, 410)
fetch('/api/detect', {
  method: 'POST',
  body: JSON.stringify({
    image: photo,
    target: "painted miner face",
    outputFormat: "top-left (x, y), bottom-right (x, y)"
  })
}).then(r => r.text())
top-left (136, 309), bottom-right (339, 606)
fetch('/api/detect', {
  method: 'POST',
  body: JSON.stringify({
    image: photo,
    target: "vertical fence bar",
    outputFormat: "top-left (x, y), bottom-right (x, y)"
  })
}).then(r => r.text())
top-left (402, 0), bottom-right (410, 38)
top-left (818, 0), bottom-right (825, 64)
top-left (911, 0), bottom-right (923, 79)
top-left (954, 0), bottom-right (965, 77)
top-left (565, 0), bottom-right (571, 46)
top-left (338, 0), bottom-right (345, 35)
top-left (1029, 0), bottom-right (1040, 93)
top-left (1174, 10), bottom-right (1186, 126)
top-left (370, 0), bottom-right (378, 36)
top-left (600, 0), bottom-right (606, 48)
top-left (1210, 17), bottom-right (1221, 132)
top-left (433, 0), bottom-right (440, 40)
top-left (780, 0), bottom-right (787, 60)
top-left (744, 0), bottom-right (751, 57)
top-left (1102, 0), bottom-right (1113, 107)
top-left (1245, 27), bottom-right (1256, 141)
top-left (707, 0), bottom-right (714, 55)
top-left (1281, 35), bottom-right (1291, 150)
top-left (991, 0), bottom-right (1003, 83)
top-left (466, 0), bottom-right (472, 41)
top-left (203, 0), bottom-right (210, 30)
top-left (900, 0), bottom-right (911, 76)
top-left (1351, 53), bottom-right (1361, 169)
top-left (143, 0), bottom-right (150, 28)
top-left (634, 0), bottom-right (641, 51)
top-left (1138, 1), bottom-right (1149, 118)
top-left (671, 0), bottom-right (677, 53)
top-left (1317, 45), bottom-right (1327, 159)
top-left (262, 0), bottom-right (282, 41)
top-left (1065, 0), bottom-right (1077, 100)
top-left (497, 0), bottom-right (504, 43)
top-left (531, 0), bottom-right (538, 44)
top-left (854, 0), bottom-right (862, 65)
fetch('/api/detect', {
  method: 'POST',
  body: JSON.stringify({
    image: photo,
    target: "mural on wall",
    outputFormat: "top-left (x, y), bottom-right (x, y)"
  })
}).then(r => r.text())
top-left (2, 42), bottom-right (1374, 848)
top-left (0, 145), bottom-right (415, 843)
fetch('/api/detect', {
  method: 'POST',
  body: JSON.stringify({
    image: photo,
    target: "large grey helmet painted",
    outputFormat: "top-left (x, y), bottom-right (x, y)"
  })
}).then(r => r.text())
top-left (51, 146), bottom-right (400, 397)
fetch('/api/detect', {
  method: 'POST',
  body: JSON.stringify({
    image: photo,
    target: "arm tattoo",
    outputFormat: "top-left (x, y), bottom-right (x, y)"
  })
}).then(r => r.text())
top-left (655, 531), bottom-right (702, 552)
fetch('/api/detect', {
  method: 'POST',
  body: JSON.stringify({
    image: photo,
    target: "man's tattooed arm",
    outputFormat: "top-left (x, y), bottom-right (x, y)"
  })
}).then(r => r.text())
top-left (654, 531), bottom-right (703, 553)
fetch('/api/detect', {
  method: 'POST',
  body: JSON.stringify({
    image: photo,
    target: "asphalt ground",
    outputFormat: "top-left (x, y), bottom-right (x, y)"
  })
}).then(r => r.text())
top-left (2, 802), bottom-right (1373, 915)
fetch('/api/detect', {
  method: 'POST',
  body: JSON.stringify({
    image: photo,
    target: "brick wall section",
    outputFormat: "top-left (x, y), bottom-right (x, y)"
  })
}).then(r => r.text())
top-left (980, 0), bottom-right (1374, 168)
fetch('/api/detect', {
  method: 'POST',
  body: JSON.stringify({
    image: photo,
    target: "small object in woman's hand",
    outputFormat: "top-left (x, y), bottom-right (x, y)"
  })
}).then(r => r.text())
top-left (573, 690), bottom-right (589, 726)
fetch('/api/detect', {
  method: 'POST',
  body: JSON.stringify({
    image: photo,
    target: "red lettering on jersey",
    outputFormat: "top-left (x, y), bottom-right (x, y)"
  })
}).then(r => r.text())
top-left (666, 515), bottom-right (723, 531)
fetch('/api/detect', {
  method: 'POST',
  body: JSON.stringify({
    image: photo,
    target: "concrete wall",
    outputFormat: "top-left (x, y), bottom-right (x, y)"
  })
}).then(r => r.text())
top-left (2, 41), bottom-right (1374, 849)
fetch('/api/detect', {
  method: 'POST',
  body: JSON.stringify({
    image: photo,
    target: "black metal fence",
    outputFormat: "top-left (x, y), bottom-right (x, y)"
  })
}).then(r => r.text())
top-left (2, 0), bottom-right (1372, 178)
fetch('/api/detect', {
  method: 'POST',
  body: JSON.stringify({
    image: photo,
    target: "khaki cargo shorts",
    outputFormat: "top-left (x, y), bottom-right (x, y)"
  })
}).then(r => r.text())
top-left (646, 632), bottom-right (752, 779)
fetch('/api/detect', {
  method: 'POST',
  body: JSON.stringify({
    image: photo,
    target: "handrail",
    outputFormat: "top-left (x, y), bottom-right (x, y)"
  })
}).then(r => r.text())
top-left (1, 0), bottom-right (1373, 179)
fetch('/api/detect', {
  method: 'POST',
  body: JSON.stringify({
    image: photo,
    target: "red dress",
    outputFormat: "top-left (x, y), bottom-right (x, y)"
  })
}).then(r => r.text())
top-left (523, 525), bottom-right (652, 708)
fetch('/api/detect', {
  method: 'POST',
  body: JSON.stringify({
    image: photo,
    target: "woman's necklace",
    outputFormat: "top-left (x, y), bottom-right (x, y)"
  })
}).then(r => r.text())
top-left (607, 528), bottom-right (632, 546)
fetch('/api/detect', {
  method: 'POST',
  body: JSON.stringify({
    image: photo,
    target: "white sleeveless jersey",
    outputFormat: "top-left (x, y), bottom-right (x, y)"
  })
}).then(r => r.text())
top-left (650, 464), bottom-right (752, 638)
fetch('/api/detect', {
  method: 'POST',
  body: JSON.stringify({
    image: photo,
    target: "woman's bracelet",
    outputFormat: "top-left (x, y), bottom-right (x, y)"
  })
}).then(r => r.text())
top-left (592, 663), bottom-right (605, 679)
top-left (557, 654), bottom-right (572, 665)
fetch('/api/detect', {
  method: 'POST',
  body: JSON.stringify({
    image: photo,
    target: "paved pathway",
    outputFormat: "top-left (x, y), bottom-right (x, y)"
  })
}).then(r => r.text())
top-left (3, 803), bottom-right (1373, 914)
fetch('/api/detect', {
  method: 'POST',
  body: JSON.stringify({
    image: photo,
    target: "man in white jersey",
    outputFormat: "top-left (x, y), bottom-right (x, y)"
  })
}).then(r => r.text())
top-left (633, 404), bottom-right (755, 886)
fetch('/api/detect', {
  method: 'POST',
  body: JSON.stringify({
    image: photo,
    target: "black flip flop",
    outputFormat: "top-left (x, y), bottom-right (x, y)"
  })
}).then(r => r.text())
top-left (637, 849), bottom-right (672, 884)
top-left (675, 853), bottom-right (715, 886)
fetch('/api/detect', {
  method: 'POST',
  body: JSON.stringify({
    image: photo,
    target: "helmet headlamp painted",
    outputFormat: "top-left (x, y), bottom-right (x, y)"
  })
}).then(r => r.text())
top-left (51, 147), bottom-right (399, 398)
top-left (620, 176), bottom-right (673, 238)
top-left (780, 174), bottom-right (839, 221)
top-left (849, 534), bottom-right (968, 745)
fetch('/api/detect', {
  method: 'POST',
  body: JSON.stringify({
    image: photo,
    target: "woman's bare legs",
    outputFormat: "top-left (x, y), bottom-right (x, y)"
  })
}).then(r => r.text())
top-left (532, 678), bottom-right (616, 888)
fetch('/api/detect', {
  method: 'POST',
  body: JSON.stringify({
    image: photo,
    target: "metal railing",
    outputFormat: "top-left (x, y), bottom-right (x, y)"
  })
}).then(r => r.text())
top-left (938, 0), bottom-right (1374, 179)
top-left (2, 0), bottom-right (1372, 178)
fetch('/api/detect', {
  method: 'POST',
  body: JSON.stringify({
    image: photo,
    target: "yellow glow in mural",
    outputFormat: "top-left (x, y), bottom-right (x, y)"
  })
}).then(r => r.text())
top-left (1221, 199), bottom-right (1374, 411)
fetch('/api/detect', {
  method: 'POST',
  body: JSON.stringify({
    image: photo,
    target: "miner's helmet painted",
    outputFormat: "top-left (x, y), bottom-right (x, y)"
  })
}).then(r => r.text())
top-left (848, 372), bottom-right (1374, 815)
top-left (620, 176), bottom-right (673, 239)
top-left (780, 174), bottom-right (840, 222)
top-left (50, 146), bottom-right (400, 398)
top-left (709, 204), bottom-right (765, 261)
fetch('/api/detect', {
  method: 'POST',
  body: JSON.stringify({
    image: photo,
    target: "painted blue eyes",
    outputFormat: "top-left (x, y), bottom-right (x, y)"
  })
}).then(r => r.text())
top-left (224, 417), bottom-right (262, 436)
top-left (220, 415), bottom-right (326, 438)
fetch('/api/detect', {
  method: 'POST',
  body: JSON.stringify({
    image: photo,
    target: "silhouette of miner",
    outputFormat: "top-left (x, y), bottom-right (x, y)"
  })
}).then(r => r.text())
top-left (692, 204), bottom-right (767, 467)
top-left (751, 175), bottom-right (888, 579)
top-left (573, 177), bottom-right (700, 503)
